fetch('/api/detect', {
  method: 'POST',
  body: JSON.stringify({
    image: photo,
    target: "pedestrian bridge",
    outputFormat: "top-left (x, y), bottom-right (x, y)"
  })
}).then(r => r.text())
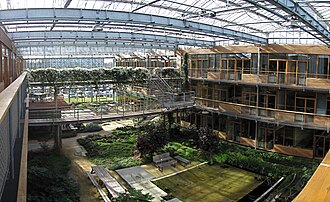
top-left (28, 108), bottom-right (165, 126)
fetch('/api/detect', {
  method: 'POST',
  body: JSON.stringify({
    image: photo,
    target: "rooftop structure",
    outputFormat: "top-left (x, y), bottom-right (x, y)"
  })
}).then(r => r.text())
top-left (1, 0), bottom-right (330, 201)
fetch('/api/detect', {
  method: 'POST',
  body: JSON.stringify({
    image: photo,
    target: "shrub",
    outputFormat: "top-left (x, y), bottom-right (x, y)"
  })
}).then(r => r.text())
top-left (92, 156), bottom-right (142, 170)
top-left (212, 141), bottom-right (320, 201)
top-left (114, 188), bottom-right (154, 202)
top-left (162, 142), bottom-right (202, 162)
top-left (112, 126), bottom-right (141, 137)
top-left (78, 134), bottom-right (142, 169)
top-left (61, 131), bottom-right (77, 138)
top-left (27, 151), bottom-right (79, 202)
top-left (84, 123), bottom-right (102, 132)
top-left (135, 123), bottom-right (168, 158)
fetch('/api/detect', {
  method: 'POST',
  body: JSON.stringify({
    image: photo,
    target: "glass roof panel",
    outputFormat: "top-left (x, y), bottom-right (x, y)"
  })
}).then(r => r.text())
top-left (1, 0), bottom-right (329, 58)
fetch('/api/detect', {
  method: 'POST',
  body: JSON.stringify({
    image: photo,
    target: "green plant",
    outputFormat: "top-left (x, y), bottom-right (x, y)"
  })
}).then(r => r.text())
top-left (27, 150), bottom-right (79, 202)
top-left (212, 141), bottom-right (320, 201)
top-left (84, 123), bottom-right (102, 132)
top-left (162, 142), bottom-right (202, 162)
top-left (114, 188), bottom-right (154, 202)
top-left (181, 52), bottom-right (189, 91)
top-left (198, 127), bottom-right (220, 165)
top-left (78, 134), bottom-right (142, 169)
top-left (135, 122), bottom-right (168, 158)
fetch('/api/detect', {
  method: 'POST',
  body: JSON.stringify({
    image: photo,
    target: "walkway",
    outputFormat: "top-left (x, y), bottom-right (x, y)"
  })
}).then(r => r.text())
top-left (29, 108), bottom-right (163, 126)
top-left (61, 132), bottom-right (100, 202)
top-left (116, 166), bottom-right (167, 201)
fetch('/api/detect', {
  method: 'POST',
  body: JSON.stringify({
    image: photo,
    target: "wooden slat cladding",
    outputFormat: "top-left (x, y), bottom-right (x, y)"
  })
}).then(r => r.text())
top-left (240, 137), bottom-right (256, 147)
top-left (273, 144), bottom-right (313, 158)
top-left (241, 74), bottom-right (259, 82)
top-left (306, 78), bottom-right (330, 89)
top-left (185, 44), bottom-right (330, 55)
top-left (0, 27), bottom-right (14, 50)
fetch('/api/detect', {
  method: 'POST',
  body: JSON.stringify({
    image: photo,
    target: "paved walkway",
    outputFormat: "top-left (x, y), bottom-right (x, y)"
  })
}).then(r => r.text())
top-left (61, 132), bottom-right (100, 202)
top-left (116, 166), bottom-right (167, 201)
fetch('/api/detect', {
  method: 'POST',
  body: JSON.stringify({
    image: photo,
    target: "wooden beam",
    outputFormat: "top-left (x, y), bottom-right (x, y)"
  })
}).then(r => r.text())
top-left (16, 103), bottom-right (29, 202)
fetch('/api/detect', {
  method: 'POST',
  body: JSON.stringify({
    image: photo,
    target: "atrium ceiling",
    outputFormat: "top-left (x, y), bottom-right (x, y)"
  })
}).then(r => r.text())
top-left (0, 0), bottom-right (330, 58)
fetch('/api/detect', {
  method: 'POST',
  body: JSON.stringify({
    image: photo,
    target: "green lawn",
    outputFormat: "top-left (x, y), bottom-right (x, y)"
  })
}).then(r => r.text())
top-left (63, 96), bottom-right (113, 104)
top-left (153, 164), bottom-right (262, 202)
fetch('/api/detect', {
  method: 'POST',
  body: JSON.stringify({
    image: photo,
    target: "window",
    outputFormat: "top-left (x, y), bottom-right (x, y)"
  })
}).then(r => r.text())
top-left (258, 123), bottom-right (274, 149)
top-left (295, 97), bottom-right (315, 113)
top-left (227, 119), bottom-right (240, 142)
top-left (295, 96), bottom-right (316, 122)
top-left (317, 55), bottom-right (329, 79)
top-left (241, 120), bottom-right (256, 139)
top-left (215, 54), bottom-right (220, 70)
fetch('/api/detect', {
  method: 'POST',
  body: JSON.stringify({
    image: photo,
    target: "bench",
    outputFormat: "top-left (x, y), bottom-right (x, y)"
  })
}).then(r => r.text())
top-left (153, 152), bottom-right (177, 171)
top-left (152, 152), bottom-right (174, 164)
top-left (174, 155), bottom-right (190, 166)
top-left (86, 171), bottom-right (111, 202)
top-left (156, 159), bottom-right (177, 172)
top-left (91, 166), bottom-right (126, 198)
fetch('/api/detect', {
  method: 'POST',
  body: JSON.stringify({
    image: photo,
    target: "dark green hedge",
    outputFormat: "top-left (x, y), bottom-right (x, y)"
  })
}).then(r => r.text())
top-left (27, 151), bottom-right (79, 202)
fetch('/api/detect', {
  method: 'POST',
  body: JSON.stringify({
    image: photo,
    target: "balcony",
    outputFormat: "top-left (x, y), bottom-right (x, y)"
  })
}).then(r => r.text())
top-left (194, 97), bottom-right (330, 130)
top-left (189, 68), bottom-right (330, 90)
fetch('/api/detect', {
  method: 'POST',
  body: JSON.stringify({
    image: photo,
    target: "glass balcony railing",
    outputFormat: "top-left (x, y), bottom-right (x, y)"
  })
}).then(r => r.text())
top-left (189, 68), bottom-right (329, 88)
top-left (194, 97), bottom-right (330, 129)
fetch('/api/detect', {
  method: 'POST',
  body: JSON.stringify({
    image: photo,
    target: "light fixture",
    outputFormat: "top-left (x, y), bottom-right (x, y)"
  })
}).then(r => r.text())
top-left (92, 24), bottom-right (103, 32)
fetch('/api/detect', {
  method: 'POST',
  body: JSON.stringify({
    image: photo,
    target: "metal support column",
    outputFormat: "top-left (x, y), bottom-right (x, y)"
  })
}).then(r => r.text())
top-left (255, 47), bottom-right (261, 149)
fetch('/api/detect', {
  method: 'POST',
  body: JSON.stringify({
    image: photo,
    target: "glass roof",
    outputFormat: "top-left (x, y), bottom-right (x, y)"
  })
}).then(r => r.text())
top-left (1, 0), bottom-right (330, 58)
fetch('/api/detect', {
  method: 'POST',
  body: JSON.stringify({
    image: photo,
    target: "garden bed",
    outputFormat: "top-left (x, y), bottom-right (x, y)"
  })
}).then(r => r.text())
top-left (77, 127), bottom-right (143, 170)
top-left (27, 150), bottom-right (79, 202)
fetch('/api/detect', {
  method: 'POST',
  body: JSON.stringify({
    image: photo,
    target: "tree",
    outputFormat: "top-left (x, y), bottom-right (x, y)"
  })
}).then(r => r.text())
top-left (135, 122), bottom-right (168, 159)
top-left (198, 127), bottom-right (220, 165)
top-left (181, 52), bottom-right (190, 91)
top-left (89, 68), bottom-right (103, 103)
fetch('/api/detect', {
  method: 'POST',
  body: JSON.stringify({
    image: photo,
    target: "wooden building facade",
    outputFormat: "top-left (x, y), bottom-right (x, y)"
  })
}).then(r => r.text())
top-left (186, 44), bottom-right (330, 159)
top-left (115, 55), bottom-right (177, 68)
top-left (0, 28), bottom-right (24, 93)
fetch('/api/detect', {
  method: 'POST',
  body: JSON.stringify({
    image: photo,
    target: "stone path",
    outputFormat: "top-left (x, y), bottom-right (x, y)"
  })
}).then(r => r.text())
top-left (116, 166), bottom-right (167, 201)
top-left (61, 132), bottom-right (100, 202)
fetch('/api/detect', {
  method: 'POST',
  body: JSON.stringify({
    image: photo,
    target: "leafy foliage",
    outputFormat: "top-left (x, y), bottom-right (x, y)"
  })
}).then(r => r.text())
top-left (112, 126), bottom-right (141, 137)
top-left (213, 141), bottom-right (320, 201)
top-left (162, 142), bottom-right (202, 162)
top-left (135, 122), bottom-right (169, 158)
top-left (27, 151), bottom-right (79, 202)
top-left (83, 123), bottom-right (103, 132)
top-left (181, 52), bottom-right (190, 91)
top-left (114, 188), bottom-right (154, 202)
top-left (77, 133), bottom-right (142, 170)
top-left (29, 67), bottom-right (150, 85)
top-left (197, 127), bottom-right (220, 163)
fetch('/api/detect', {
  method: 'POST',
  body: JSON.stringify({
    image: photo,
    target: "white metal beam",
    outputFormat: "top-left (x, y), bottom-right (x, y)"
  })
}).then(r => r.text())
top-left (0, 8), bottom-right (268, 44)
top-left (8, 31), bottom-right (215, 47)
top-left (264, 0), bottom-right (330, 45)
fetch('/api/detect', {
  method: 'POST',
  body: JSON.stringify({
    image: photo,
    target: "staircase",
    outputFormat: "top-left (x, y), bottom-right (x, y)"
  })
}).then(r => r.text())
top-left (149, 75), bottom-right (194, 109)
